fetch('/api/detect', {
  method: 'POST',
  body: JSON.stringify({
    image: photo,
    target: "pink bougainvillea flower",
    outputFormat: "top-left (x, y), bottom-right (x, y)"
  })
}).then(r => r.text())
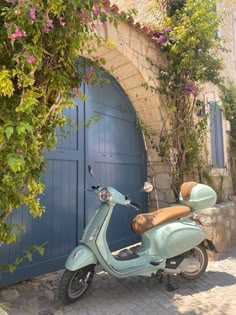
top-left (72, 87), bottom-right (82, 97)
top-left (83, 66), bottom-right (94, 83)
top-left (104, 7), bottom-right (111, 13)
top-left (72, 87), bottom-right (79, 94)
top-left (8, 26), bottom-right (27, 39)
top-left (163, 25), bottom-right (172, 32)
top-left (29, 8), bottom-right (36, 20)
top-left (93, 4), bottom-right (101, 16)
top-left (44, 12), bottom-right (54, 33)
top-left (58, 16), bottom-right (66, 27)
top-left (27, 55), bottom-right (36, 63)
top-left (15, 9), bottom-right (21, 15)
top-left (181, 81), bottom-right (199, 96)
top-left (78, 9), bottom-right (90, 24)
top-left (45, 19), bottom-right (54, 33)
top-left (156, 34), bottom-right (169, 44)
top-left (4, 22), bottom-right (10, 28)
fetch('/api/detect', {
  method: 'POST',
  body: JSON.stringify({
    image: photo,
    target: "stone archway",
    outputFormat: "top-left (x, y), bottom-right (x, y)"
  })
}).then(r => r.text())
top-left (85, 19), bottom-right (174, 207)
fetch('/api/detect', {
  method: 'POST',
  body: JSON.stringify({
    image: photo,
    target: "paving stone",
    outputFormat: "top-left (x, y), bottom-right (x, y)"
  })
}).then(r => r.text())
top-left (2, 246), bottom-right (236, 315)
top-left (0, 288), bottom-right (19, 302)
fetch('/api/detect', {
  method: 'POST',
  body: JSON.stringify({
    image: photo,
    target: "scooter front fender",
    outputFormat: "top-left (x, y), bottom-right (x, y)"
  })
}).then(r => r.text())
top-left (65, 244), bottom-right (98, 271)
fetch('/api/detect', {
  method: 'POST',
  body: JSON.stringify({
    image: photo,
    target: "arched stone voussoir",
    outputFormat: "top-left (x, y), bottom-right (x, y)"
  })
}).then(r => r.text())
top-left (84, 20), bottom-right (168, 138)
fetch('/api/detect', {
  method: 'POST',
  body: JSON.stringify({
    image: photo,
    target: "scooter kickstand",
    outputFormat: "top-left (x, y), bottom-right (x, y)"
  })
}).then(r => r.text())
top-left (166, 274), bottom-right (178, 292)
top-left (152, 270), bottom-right (163, 283)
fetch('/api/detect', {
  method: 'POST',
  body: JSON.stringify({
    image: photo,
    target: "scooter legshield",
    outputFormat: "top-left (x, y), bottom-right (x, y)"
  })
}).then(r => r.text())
top-left (65, 244), bottom-right (97, 271)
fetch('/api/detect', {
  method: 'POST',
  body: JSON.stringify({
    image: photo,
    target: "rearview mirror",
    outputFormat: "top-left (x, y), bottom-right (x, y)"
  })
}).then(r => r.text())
top-left (142, 182), bottom-right (153, 193)
top-left (88, 165), bottom-right (99, 186)
top-left (88, 165), bottom-right (93, 175)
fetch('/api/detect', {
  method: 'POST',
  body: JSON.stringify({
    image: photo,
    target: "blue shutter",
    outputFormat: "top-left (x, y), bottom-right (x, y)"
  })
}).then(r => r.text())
top-left (209, 102), bottom-right (225, 168)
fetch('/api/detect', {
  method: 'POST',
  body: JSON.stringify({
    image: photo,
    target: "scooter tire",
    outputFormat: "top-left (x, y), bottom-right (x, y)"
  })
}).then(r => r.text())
top-left (181, 245), bottom-right (208, 280)
top-left (59, 264), bottom-right (95, 304)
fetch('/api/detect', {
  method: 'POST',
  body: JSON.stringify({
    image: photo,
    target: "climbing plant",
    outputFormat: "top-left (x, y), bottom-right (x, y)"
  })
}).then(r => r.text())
top-left (0, 1), bottom-right (121, 255)
top-left (145, 0), bottom-right (224, 198)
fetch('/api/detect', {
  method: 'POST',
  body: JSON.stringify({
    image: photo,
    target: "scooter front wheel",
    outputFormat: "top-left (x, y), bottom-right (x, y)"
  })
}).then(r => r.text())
top-left (59, 264), bottom-right (95, 304)
top-left (181, 245), bottom-right (208, 280)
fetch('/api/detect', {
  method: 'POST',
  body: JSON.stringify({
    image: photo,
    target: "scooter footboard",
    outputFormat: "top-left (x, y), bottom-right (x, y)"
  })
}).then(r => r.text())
top-left (65, 244), bottom-right (98, 271)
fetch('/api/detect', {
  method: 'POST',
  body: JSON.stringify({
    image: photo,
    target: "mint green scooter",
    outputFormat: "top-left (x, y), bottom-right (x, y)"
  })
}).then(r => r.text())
top-left (59, 166), bottom-right (217, 304)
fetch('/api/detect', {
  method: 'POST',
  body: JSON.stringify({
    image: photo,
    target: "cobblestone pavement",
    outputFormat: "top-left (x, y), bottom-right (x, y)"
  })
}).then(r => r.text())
top-left (1, 246), bottom-right (236, 315)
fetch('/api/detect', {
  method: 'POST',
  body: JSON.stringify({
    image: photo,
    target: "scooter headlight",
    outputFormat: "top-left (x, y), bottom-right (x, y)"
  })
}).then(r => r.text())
top-left (99, 189), bottom-right (112, 203)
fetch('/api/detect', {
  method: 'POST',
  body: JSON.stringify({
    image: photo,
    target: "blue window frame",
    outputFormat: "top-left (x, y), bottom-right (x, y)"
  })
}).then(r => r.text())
top-left (209, 102), bottom-right (225, 168)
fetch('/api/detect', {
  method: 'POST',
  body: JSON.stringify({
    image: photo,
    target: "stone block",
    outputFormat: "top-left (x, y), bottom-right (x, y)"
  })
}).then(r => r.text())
top-left (130, 34), bottom-right (142, 54)
top-left (217, 215), bottom-right (223, 222)
top-left (117, 23), bottom-right (130, 44)
top-left (154, 173), bottom-right (172, 190)
top-left (0, 288), bottom-right (19, 302)
top-left (231, 220), bottom-right (235, 230)
top-left (229, 208), bottom-right (236, 216)
top-left (113, 63), bottom-right (139, 81)
top-left (226, 230), bottom-right (231, 241)
top-left (200, 207), bottom-right (217, 216)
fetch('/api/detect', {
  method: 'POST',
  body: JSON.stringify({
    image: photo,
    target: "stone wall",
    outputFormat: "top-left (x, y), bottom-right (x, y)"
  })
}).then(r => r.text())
top-left (93, 1), bottom-right (236, 204)
top-left (196, 202), bottom-right (236, 259)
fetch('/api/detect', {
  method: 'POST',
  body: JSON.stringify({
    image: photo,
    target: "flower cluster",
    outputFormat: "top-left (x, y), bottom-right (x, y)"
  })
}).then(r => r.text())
top-left (181, 81), bottom-right (199, 96)
top-left (44, 12), bottom-right (54, 33)
top-left (83, 66), bottom-right (94, 83)
top-left (156, 34), bottom-right (169, 44)
top-left (23, 51), bottom-right (36, 63)
top-left (8, 25), bottom-right (26, 39)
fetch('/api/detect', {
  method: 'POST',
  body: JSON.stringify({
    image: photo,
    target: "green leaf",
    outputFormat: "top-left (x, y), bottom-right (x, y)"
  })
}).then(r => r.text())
top-left (26, 252), bottom-right (32, 261)
top-left (9, 264), bottom-right (16, 273)
top-left (0, 69), bottom-right (14, 97)
top-left (37, 246), bottom-right (45, 256)
top-left (5, 126), bottom-right (14, 140)
top-left (7, 154), bottom-right (25, 173)
top-left (15, 256), bottom-right (23, 265)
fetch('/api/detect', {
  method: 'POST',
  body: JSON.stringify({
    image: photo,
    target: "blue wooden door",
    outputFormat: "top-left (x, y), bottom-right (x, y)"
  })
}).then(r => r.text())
top-left (85, 75), bottom-right (146, 250)
top-left (0, 102), bottom-right (85, 287)
top-left (0, 71), bottom-right (146, 288)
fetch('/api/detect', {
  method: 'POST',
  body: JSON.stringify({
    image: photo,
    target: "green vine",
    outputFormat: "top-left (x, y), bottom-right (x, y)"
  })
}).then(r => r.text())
top-left (144, 0), bottom-right (224, 199)
top-left (0, 1), bottom-right (121, 262)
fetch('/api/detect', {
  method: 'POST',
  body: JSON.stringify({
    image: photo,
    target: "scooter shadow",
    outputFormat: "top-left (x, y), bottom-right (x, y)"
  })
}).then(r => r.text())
top-left (168, 270), bottom-right (236, 295)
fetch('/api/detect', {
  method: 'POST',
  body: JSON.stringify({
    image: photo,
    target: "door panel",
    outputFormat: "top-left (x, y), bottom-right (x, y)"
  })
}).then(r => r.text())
top-left (85, 75), bottom-right (146, 251)
top-left (0, 70), bottom-right (147, 287)
top-left (0, 101), bottom-right (85, 287)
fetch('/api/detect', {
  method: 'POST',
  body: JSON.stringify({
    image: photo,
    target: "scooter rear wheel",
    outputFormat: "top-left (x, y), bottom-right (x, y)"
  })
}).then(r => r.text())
top-left (181, 245), bottom-right (208, 280)
top-left (59, 264), bottom-right (95, 304)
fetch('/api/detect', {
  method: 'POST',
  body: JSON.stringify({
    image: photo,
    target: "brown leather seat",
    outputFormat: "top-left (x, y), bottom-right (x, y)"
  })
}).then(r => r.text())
top-left (181, 181), bottom-right (197, 199)
top-left (132, 205), bottom-right (191, 235)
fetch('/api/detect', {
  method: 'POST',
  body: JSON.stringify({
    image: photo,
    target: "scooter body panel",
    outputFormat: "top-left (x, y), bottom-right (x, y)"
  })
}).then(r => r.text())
top-left (139, 218), bottom-right (207, 259)
top-left (64, 187), bottom-right (209, 278)
top-left (65, 244), bottom-right (98, 271)
top-left (81, 203), bottom-right (166, 277)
